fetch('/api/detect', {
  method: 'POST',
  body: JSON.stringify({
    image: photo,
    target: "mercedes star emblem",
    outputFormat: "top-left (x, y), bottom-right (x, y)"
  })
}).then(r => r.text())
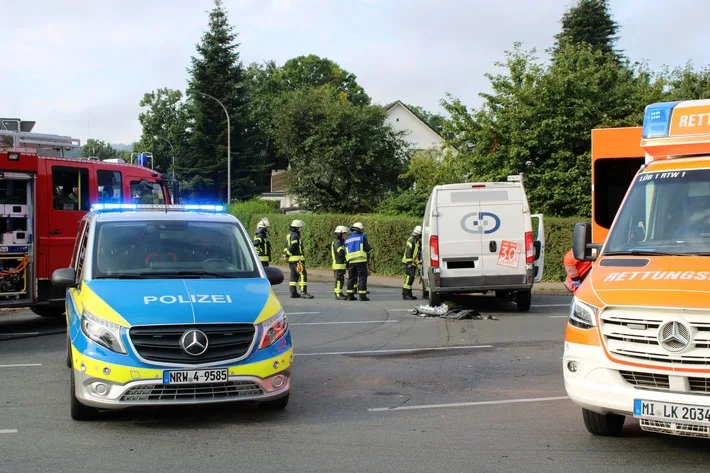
top-left (180, 329), bottom-right (209, 356)
top-left (658, 321), bottom-right (692, 353)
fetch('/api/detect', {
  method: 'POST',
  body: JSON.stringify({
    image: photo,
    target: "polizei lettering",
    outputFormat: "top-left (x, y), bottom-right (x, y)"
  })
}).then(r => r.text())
top-left (603, 271), bottom-right (710, 282)
top-left (143, 295), bottom-right (234, 304)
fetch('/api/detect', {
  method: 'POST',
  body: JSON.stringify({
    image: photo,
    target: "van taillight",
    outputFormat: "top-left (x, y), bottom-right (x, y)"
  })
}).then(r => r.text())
top-left (525, 231), bottom-right (534, 263)
top-left (430, 235), bottom-right (439, 267)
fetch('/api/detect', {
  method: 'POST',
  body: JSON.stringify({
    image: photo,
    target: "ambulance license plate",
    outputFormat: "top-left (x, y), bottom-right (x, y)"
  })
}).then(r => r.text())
top-left (163, 368), bottom-right (229, 385)
top-left (633, 399), bottom-right (710, 425)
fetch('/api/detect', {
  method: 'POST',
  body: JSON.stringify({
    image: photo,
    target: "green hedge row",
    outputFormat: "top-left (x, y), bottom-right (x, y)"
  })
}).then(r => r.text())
top-left (229, 206), bottom-right (585, 282)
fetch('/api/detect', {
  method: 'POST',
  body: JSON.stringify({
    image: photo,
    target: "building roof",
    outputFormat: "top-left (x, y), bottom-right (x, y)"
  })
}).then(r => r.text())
top-left (384, 100), bottom-right (443, 139)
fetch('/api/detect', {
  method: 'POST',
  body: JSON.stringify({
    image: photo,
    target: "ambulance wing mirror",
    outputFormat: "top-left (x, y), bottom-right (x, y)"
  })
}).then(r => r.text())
top-left (51, 268), bottom-right (78, 288)
top-left (573, 222), bottom-right (601, 262)
top-left (264, 266), bottom-right (284, 286)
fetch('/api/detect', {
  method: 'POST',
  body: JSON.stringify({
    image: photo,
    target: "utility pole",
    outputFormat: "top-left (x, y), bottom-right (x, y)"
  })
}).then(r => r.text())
top-left (193, 91), bottom-right (231, 204)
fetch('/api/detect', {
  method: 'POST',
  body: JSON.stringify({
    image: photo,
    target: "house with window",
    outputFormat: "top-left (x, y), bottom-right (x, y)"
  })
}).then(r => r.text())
top-left (259, 100), bottom-right (445, 212)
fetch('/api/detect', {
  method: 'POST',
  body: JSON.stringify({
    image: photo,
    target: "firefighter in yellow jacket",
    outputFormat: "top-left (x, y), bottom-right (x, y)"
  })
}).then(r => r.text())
top-left (331, 226), bottom-right (349, 300)
top-left (283, 219), bottom-right (314, 299)
top-left (402, 225), bottom-right (422, 300)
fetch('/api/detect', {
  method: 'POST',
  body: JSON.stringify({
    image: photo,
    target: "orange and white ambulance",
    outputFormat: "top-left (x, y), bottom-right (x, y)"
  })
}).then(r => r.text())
top-left (565, 99), bottom-right (710, 439)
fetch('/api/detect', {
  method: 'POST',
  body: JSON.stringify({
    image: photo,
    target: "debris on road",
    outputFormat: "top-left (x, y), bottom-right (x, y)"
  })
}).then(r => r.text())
top-left (408, 304), bottom-right (498, 320)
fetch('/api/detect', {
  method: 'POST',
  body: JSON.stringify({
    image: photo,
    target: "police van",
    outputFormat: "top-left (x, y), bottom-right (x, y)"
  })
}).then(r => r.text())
top-left (421, 175), bottom-right (545, 310)
top-left (51, 203), bottom-right (292, 420)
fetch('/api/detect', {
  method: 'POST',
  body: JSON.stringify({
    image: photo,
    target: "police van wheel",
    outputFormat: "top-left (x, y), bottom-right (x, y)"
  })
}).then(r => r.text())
top-left (582, 408), bottom-right (625, 436)
top-left (260, 393), bottom-right (289, 411)
top-left (66, 334), bottom-right (72, 368)
top-left (515, 290), bottom-right (532, 311)
top-left (70, 369), bottom-right (99, 421)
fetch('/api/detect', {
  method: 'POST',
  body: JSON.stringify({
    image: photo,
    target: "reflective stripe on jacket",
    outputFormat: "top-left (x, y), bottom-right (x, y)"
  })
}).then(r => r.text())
top-left (284, 230), bottom-right (305, 262)
top-left (331, 238), bottom-right (346, 270)
top-left (254, 230), bottom-right (271, 262)
top-left (345, 232), bottom-right (370, 263)
top-left (402, 236), bottom-right (421, 264)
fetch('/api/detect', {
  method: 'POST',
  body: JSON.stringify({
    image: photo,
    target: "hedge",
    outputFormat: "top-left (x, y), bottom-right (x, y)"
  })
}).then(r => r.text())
top-left (228, 207), bottom-right (585, 282)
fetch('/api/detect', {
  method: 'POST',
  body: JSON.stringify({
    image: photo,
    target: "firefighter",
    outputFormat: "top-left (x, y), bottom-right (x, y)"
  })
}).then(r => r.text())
top-left (283, 219), bottom-right (314, 299)
top-left (345, 222), bottom-right (371, 301)
top-left (402, 225), bottom-right (423, 300)
top-left (331, 225), bottom-right (349, 300)
top-left (564, 248), bottom-right (592, 293)
top-left (253, 217), bottom-right (271, 267)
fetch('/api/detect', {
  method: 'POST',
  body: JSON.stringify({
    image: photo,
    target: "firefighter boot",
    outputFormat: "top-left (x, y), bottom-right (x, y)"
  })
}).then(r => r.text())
top-left (301, 286), bottom-right (314, 299)
top-left (335, 293), bottom-right (347, 301)
top-left (290, 286), bottom-right (301, 299)
top-left (346, 293), bottom-right (356, 301)
top-left (402, 289), bottom-right (417, 301)
top-left (359, 294), bottom-right (370, 302)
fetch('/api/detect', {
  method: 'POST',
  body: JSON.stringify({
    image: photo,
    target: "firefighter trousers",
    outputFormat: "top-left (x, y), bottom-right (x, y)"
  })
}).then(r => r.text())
top-left (347, 262), bottom-right (368, 295)
top-left (333, 270), bottom-right (345, 296)
top-left (403, 264), bottom-right (416, 290)
top-left (289, 262), bottom-right (307, 291)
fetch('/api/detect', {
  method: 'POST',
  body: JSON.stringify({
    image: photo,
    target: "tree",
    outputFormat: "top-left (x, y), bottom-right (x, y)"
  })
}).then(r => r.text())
top-left (272, 85), bottom-right (407, 213)
top-left (552, 0), bottom-right (621, 62)
top-left (80, 139), bottom-right (119, 160)
top-left (184, 0), bottom-right (263, 202)
top-left (135, 88), bottom-right (187, 176)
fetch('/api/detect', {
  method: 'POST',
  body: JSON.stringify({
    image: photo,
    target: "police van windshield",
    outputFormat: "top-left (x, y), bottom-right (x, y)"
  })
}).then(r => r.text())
top-left (92, 220), bottom-right (260, 279)
top-left (605, 168), bottom-right (710, 256)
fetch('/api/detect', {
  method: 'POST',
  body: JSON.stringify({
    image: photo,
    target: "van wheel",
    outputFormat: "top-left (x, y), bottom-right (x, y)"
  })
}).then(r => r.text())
top-left (31, 305), bottom-right (65, 318)
top-left (260, 393), bottom-right (289, 411)
top-left (66, 333), bottom-right (72, 368)
top-left (70, 369), bottom-right (99, 421)
top-left (429, 290), bottom-right (441, 307)
top-left (515, 290), bottom-right (532, 311)
top-left (582, 409), bottom-right (625, 436)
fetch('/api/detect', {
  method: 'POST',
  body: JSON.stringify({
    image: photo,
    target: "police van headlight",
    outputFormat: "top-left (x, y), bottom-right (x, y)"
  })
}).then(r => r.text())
top-left (81, 311), bottom-right (127, 354)
top-left (259, 310), bottom-right (288, 349)
top-left (569, 297), bottom-right (598, 330)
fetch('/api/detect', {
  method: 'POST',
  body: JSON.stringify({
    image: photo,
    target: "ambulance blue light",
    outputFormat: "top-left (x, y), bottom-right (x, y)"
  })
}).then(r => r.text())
top-left (642, 101), bottom-right (680, 139)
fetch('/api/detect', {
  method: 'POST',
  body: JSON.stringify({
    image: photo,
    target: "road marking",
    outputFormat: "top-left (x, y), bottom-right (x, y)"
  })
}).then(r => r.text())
top-left (0, 364), bottom-right (42, 368)
top-left (368, 395), bottom-right (570, 412)
top-left (0, 429), bottom-right (18, 434)
top-left (291, 320), bottom-right (399, 326)
top-left (548, 315), bottom-right (569, 318)
top-left (0, 332), bottom-right (40, 336)
top-left (296, 345), bottom-right (493, 357)
top-left (286, 312), bottom-right (321, 315)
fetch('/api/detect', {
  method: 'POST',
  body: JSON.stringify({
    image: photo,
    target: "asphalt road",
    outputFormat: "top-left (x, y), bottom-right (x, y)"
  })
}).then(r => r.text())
top-left (1, 283), bottom-right (708, 473)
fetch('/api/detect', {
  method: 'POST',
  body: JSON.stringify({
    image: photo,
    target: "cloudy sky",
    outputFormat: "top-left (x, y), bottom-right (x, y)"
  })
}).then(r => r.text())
top-left (1, 0), bottom-right (707, 145)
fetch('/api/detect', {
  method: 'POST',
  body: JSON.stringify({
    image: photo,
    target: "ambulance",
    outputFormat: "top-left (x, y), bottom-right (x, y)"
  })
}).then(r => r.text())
top-left (565, 99), bottom-right (710, 438)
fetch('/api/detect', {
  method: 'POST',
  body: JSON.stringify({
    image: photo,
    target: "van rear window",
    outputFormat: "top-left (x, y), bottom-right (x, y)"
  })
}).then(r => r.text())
top-left (451, 190), bottom-right (509, 203)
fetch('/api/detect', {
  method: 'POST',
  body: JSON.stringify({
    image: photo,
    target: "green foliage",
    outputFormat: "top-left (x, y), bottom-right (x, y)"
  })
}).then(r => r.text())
top-left (404, 104), bottom-right (448, 137)
top-left (228, 198), bottom-right (279, 228)
top-left (271, 85), bottom-right (408, 213)
top-left (134, 88), bottom-right (186, 176)
top-left (80, 139), bottom-right (119, 160)
top-left (553, 0), bottom-right (621, 61)
top-left (237, 210), bottom-right (581, 282)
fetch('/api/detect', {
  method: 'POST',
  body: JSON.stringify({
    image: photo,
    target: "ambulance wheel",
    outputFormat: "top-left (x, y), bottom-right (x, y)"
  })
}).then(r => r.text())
top-left (30, 305), bottom-right (64, 318)
top-left (70, 369), bottom-right (99, 421)
top-left (582, 408), bottom-right (625, 437)
top-left (260, 393), bottom-right (289, 411)
top-left (515, 290), bottom-right (532, 311)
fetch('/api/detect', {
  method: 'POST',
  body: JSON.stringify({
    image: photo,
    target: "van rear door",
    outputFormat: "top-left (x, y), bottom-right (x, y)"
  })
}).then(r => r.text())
top-left (436, 188), bottom-right (484, 287)
top-left (479, 186), bottom-right (527, 287)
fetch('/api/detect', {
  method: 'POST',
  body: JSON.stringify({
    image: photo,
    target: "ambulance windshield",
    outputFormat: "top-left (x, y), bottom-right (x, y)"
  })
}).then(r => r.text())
top-left (605, 168), bottom-right (710, 256)
top-left (92, 220), bottom-right (260, 279)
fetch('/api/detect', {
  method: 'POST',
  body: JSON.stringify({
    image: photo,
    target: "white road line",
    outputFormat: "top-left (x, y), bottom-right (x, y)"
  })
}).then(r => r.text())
top-left (296, 345), bottom-right (493, 357)
top-left (0, 332), bottom-right (39, 336)
top-left (368, 395), bottom-right (570, 412)
top-left (0, 429), bottom-right (18, 434)
top-left (286, 312), bottom-right (321, 315)
top-left (548, 315), bottom-right (569, 318)
top-left (0, 364), bottom-right (42, 368)
top-left (291, 320), bottom-right (399, 326)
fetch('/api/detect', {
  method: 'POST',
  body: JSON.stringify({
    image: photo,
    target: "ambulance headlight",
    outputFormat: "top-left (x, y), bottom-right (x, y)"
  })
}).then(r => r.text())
top-left (81, 311), bottom-right (127, 354)
top-left (259, 310), bottom-right (288, 349)
top-left (569, 298), bottom-right (598, 330)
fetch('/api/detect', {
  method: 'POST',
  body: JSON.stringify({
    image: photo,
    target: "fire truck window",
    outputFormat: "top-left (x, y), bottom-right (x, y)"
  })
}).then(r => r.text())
top-left (75, 222), bottom-right (90, 280)
top-left (70, 220), bottom-right (87, 269)
top-left (130, 181), bottom-right (165, 204)
top-left (97, 170), bottom-right (122, 203)
top-left (593, 157), bottom-right (645, 230)
top-left (52, 167), bottom-right (90, 211)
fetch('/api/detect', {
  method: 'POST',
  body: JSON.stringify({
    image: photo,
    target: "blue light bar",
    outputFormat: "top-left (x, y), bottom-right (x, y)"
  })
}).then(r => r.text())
top-left (91, 203), bottom-right (225, 212)
top-left (642, 101), bottom-right (680, 139)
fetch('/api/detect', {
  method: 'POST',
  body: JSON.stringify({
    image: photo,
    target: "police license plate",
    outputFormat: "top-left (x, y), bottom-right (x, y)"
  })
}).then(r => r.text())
top-left (163, 368), bottom-right (229, 385)
top-left (633, 399), bottom-right (710, 426)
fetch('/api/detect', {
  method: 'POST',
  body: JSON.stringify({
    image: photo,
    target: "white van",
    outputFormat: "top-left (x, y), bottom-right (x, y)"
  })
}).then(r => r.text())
top-left (421, 175), bottom-right (545, 311)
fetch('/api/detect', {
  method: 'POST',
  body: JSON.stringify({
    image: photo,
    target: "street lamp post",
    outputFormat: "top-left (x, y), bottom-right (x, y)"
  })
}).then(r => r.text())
top-left (193, 91), bottom-right (231, 204)
top-left (153, 135), bottom-right (175, 179)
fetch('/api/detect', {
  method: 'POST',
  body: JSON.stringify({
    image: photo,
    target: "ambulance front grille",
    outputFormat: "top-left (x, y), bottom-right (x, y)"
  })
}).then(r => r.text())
top-left (121, 381), bottom-right (264, 402)
top-left (619, 370), bottom-right (670, 390)
top-left (129, 323), bottom-right (256, 364)
top-left (639, 419), bottom-right (710, 438)
top-left (600, 309), bottom-right (710, 367)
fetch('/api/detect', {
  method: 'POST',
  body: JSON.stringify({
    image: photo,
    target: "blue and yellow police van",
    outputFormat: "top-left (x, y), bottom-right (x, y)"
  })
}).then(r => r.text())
top-left (51, 203), bottom-right (293, 420)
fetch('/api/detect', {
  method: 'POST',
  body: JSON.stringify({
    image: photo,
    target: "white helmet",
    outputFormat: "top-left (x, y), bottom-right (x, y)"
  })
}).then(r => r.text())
top-left (351, 222), bottom-right (364, 231)
top-left (412, 225), bottom-right (422, 235)
top-left (291, 219), bottom-right (305, 228)
top-left (335, 225), bottom-right (349, 234)
top-left (257, 217), bottom-right (270, 229)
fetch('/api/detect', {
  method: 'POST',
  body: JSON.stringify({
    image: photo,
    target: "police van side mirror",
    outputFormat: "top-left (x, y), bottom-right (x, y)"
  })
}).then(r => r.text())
top-left (573, 222), bottom-right (601, 262)
top-left (51, 268), bottom-right (78, 288)
top-left (264, 266), bottom-right (284, 285)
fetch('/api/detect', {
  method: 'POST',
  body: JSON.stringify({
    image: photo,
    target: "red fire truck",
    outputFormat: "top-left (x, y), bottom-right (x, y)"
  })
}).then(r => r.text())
top-left (0, 124), bottom-right (178, 317)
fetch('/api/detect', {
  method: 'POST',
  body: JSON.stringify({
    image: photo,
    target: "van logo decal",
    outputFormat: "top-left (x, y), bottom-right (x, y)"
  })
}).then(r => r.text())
top-left (461, 212), bottom-right (501, 235)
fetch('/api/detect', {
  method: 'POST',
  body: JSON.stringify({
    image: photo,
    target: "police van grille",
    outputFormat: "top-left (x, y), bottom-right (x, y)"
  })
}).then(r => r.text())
top-left (129, 324), bottom-right (256, 364)
top-left (121, 380), bottom-right (264, 402)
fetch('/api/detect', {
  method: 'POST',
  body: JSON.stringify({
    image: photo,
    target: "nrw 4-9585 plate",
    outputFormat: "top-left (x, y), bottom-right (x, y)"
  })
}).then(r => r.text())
top-left (162, 369), bottom-right (229, 385)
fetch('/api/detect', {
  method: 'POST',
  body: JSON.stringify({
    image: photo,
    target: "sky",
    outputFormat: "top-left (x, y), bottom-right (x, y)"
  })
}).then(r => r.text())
top-left (1, 0), bottom-right (708, 146)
